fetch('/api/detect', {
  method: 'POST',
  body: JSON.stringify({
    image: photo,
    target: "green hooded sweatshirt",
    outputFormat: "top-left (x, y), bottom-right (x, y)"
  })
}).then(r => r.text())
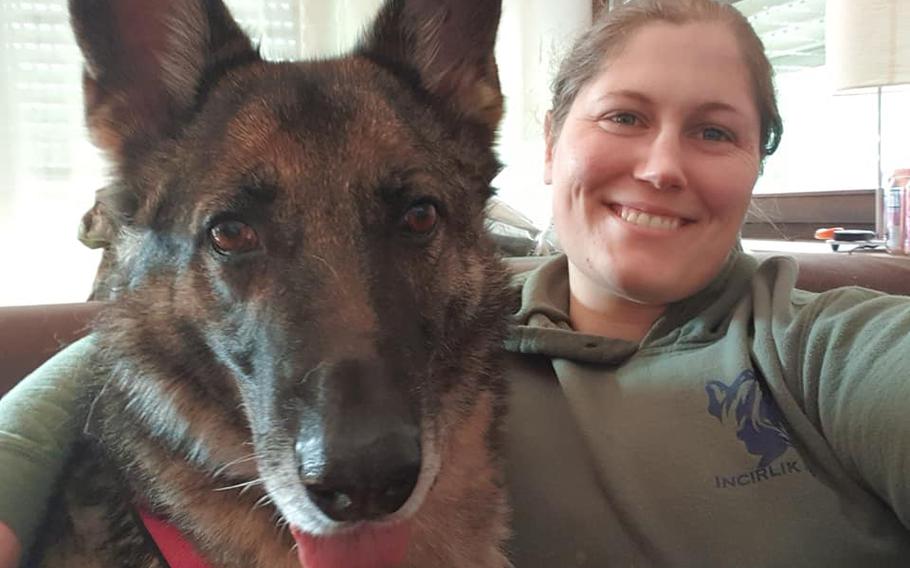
top-left (502, 252), bottom-right (910, 566)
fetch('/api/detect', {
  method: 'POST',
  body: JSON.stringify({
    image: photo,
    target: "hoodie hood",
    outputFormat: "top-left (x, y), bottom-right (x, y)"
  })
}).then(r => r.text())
top-left (505, 251), bottom-right (759, 365)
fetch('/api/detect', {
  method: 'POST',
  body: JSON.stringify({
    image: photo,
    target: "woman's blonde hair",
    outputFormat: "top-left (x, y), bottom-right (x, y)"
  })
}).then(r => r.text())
top-left (548, 0), bottom-right (782, 158)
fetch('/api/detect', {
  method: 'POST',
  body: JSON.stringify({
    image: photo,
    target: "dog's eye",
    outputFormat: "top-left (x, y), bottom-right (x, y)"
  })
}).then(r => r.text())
top-left (401, 202), bottom-right (438, 235)
top-left (209, 220), bottom-right (260, 255)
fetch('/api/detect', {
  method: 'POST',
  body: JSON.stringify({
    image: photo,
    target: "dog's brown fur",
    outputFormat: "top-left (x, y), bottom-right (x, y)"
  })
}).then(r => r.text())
top-left (28, 0), bottom-right (511, 566)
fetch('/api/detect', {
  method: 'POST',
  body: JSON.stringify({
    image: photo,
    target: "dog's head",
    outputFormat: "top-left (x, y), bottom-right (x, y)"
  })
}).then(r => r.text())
top-left (71, 0), bottom-right (507, 564)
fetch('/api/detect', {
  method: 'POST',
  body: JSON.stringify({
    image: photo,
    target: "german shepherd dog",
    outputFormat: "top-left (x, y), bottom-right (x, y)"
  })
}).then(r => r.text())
top-left (29, 0), bottom-right (511, 566)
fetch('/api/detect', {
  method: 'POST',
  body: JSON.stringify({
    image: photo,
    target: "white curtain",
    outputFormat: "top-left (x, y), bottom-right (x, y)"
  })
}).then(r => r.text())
top-left (495, 0), bottom-right (591, 229)
top-left (0, 1), bottom-right (105, 306)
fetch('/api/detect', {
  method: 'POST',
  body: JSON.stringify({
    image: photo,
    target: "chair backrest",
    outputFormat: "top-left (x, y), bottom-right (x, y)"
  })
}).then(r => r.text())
top-left (0, 302), bottom-right (103, 397)
top-left (4, 252), bottom-right (910, 397)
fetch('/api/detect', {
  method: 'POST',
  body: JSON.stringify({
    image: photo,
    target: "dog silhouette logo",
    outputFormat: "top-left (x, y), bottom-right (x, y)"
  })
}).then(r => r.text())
top-left (706, 369), bottom-right (792, 468)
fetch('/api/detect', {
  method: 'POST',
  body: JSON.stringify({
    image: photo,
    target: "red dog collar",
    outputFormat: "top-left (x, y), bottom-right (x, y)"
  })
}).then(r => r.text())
top-left (138, 508), bottom-right (212, 568)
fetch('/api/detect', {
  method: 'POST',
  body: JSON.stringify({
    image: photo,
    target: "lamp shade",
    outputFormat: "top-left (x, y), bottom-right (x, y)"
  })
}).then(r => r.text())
top-left (826, 0), bottom-right (910, 90)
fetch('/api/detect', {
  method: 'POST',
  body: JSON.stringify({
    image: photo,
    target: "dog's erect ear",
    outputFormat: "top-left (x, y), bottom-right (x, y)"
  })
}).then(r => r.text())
top-left (358, 0), bottom-right (503, 140)
top-left (69, 0), bottom-right (260, 162)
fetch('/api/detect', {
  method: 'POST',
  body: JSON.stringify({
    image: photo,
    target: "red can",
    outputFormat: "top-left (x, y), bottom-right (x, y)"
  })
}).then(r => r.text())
top-left (892, 169), bottom-right (910, 255)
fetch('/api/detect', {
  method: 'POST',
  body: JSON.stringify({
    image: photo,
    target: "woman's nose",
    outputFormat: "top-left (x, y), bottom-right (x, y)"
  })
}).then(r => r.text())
top-left (634, 132), bottom-right (687, 191)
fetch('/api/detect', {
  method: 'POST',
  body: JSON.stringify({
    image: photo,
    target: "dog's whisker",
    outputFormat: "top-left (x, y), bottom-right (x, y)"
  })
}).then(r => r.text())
top-left (273, 516), bottom-right (291, 533)
top-left (299, 360), bottom-right (329, 386)
top-left (213, 478), bottom-right (264, 493)
top-left (306, 253), bottom-right (340, 282)
top-left (211, 453), bottom-right (259, 479)
top-left (252, 493), bottom-right (275, 511)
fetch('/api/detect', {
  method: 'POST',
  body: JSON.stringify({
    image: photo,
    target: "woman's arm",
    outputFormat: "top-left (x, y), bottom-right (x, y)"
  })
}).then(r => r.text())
top-left (0, 335), bottom-right (97, 559)
top-left (769, 287), bottom-right (910, 528)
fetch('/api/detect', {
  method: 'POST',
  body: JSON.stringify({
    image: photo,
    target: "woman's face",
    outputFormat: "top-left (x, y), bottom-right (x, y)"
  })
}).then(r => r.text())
top-left (546, 21), bottom-right (762, 307)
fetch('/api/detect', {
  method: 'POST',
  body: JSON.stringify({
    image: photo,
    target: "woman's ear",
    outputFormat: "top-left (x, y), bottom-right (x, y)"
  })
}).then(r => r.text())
top-left (543, 111), bottom-right (555, 185)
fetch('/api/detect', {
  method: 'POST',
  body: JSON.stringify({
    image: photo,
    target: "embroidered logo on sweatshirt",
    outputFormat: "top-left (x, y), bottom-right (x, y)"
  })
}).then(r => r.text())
top-left (705, 369), bottom-right (806, 488)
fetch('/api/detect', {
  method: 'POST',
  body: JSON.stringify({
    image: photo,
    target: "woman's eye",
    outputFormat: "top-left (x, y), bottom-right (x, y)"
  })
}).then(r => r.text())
top-left (401, 202), bottom-right (439, 235)
top-left (209, 220), bottom-right (260, 255)
top-left (608, 112), bottom-right (639, 126)
top-left (701, 126), bottom-right (733, 142)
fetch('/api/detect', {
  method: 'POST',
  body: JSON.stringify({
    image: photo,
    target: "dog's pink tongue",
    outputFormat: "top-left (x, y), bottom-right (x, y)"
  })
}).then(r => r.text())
top-left (292, 523), bottom-right (411, 568)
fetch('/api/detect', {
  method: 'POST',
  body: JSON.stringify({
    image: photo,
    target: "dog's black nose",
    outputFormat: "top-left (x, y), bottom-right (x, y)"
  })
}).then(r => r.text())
top-left (303, 460), bottom-right (420, 523)
top-left (295, 358), bottom-right (421, 523)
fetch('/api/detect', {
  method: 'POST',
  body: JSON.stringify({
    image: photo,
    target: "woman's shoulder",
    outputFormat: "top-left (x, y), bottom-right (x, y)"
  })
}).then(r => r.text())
top-left (0, 334), bottom-right (97, 438)
top-left (0, 335), bottom-right (97, 552)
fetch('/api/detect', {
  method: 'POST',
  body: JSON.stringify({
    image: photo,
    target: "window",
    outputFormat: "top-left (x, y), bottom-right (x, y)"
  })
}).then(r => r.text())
top-left (735, 0), bottom-right (910, 240)
top-left (1, 1), bottom-right (103, 305)
top-left (738, 0), bottom-right (910, 195)
top-left (0, 0), bottom-right (385, 306)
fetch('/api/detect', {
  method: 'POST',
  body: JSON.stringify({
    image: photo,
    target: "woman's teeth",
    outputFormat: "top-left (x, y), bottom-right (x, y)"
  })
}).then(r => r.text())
top-left (618, 206), bottom-right (682, 230)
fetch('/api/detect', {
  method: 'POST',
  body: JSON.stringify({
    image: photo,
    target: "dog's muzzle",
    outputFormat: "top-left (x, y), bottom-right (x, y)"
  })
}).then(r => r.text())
top-left (294, 357), bottom-right (421, 523)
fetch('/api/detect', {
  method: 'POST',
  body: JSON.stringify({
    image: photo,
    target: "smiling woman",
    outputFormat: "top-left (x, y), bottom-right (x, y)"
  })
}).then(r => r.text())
top-left (502, 2), bottom-right (910, 565)
top-left (543, 8), bottom-right (773, 338)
